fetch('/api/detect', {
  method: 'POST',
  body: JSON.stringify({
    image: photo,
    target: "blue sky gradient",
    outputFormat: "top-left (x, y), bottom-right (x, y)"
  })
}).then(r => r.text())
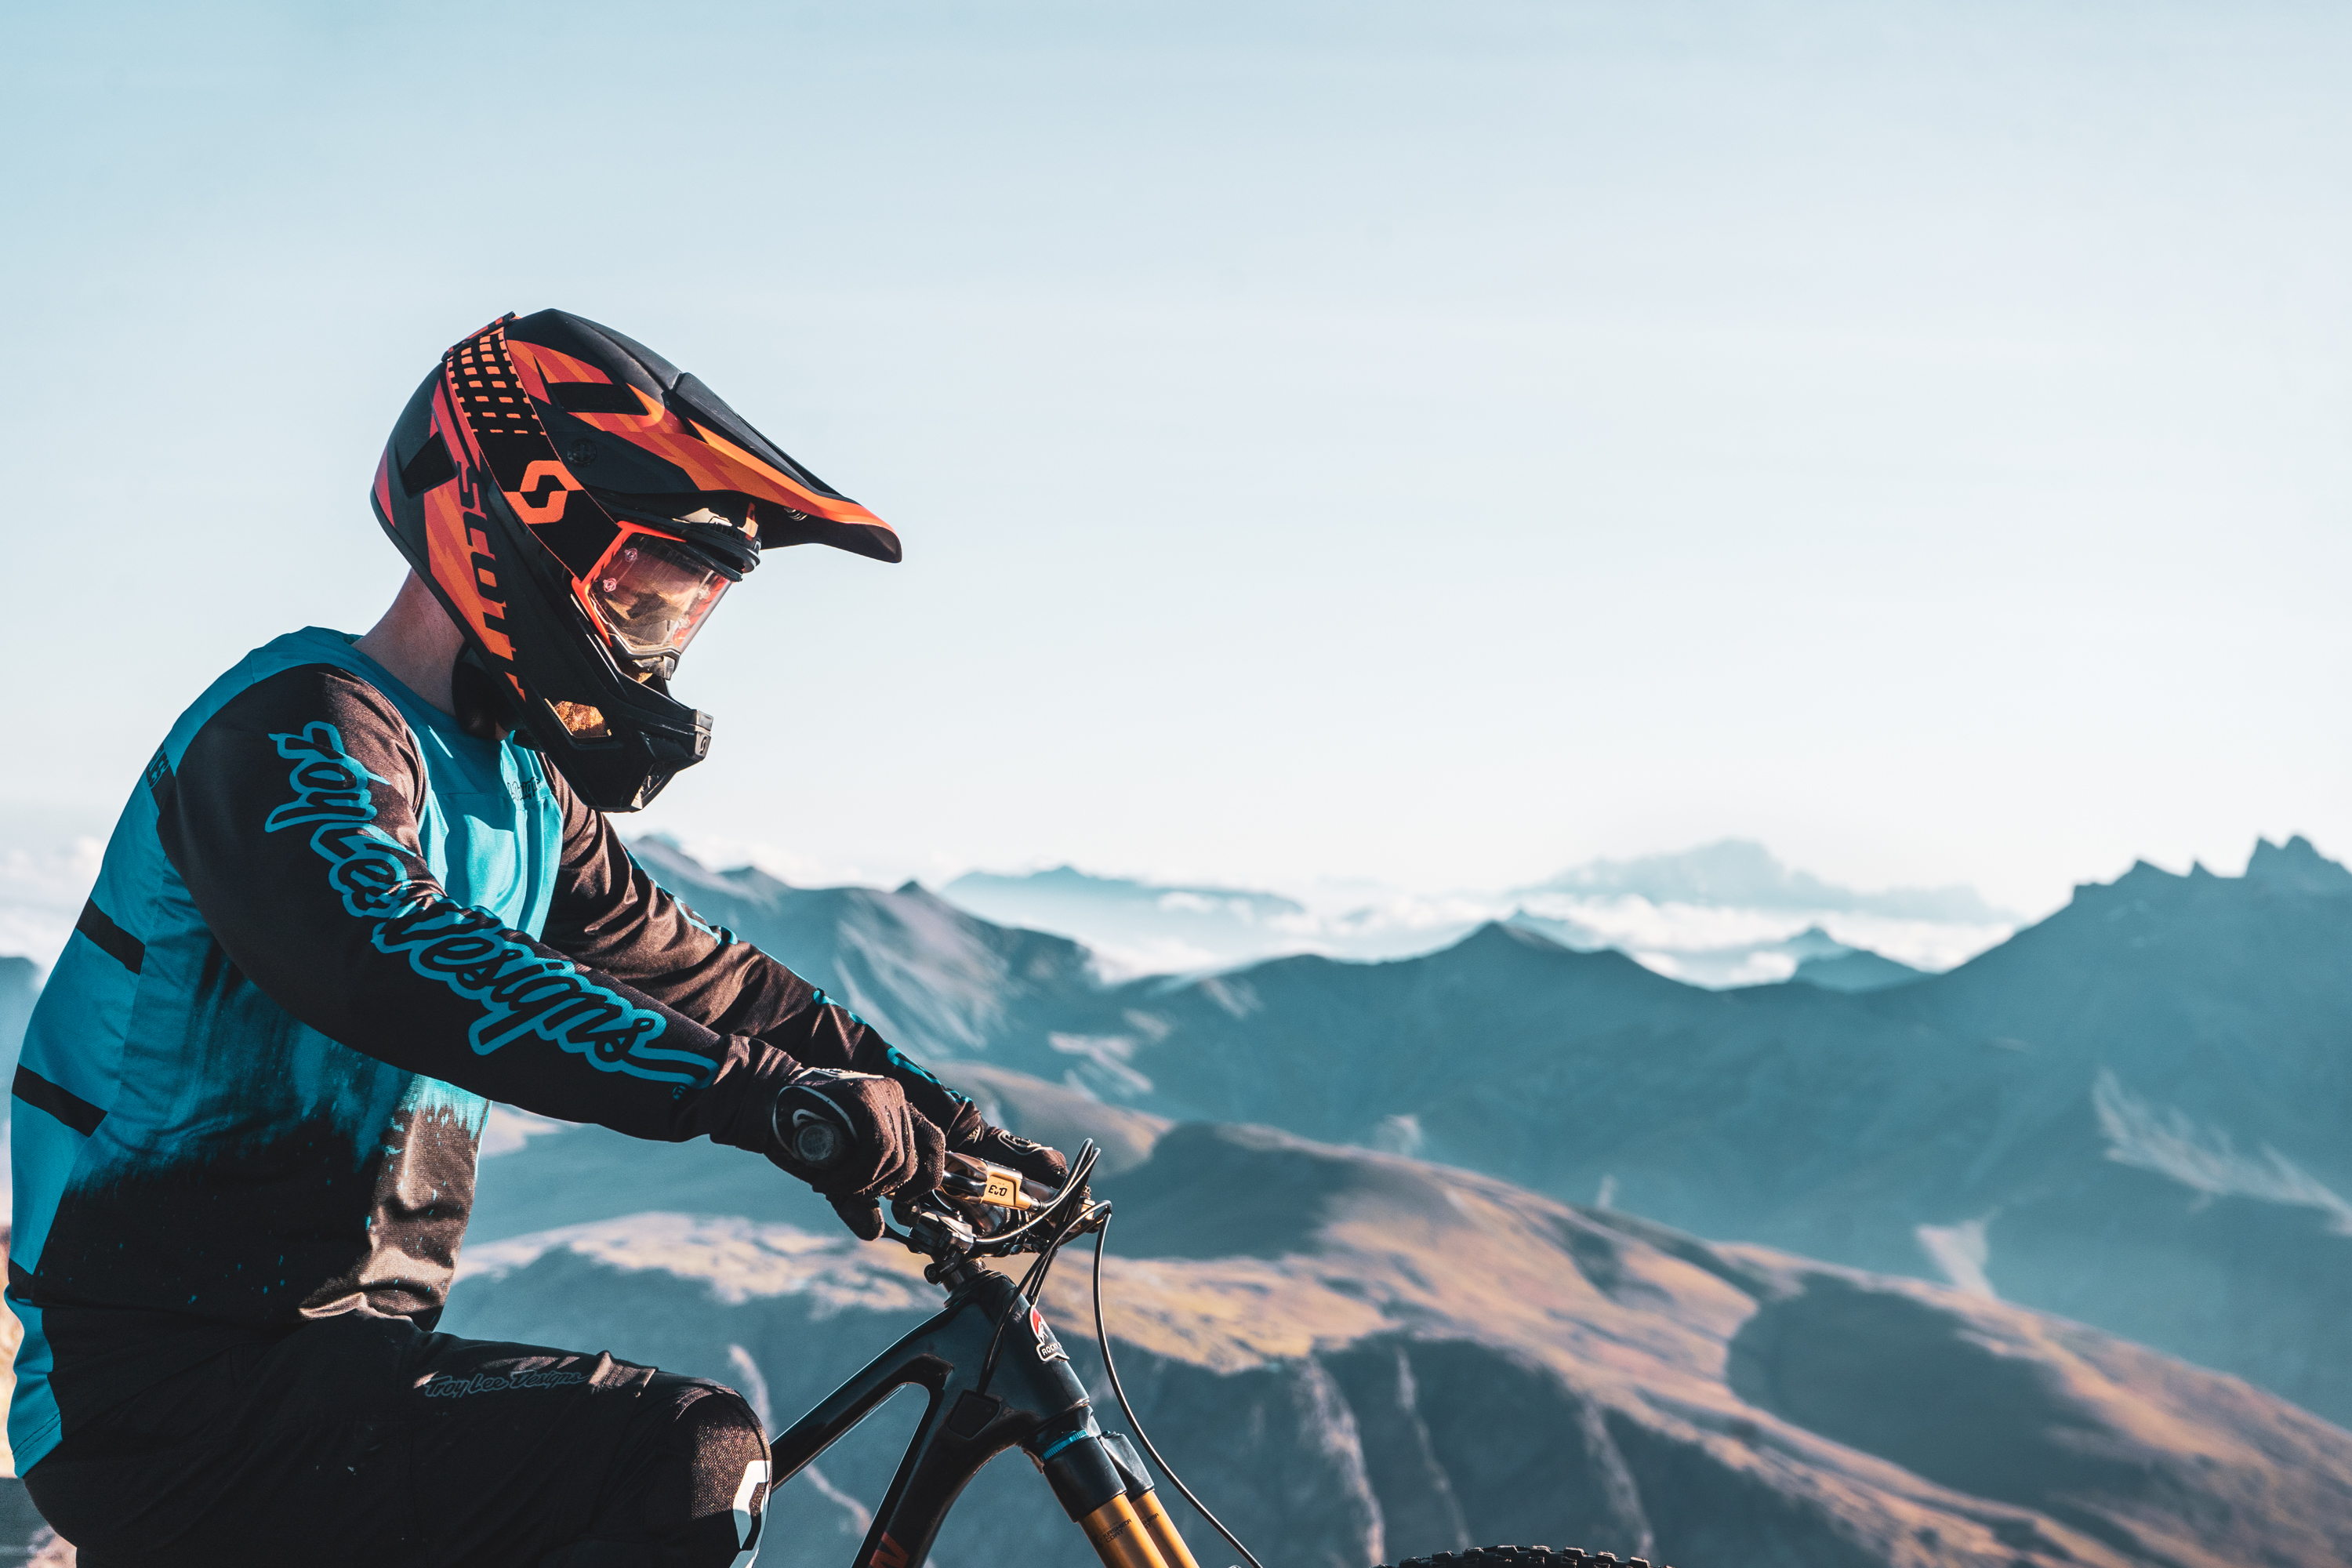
top-left (5, 0), bottom-right (2349, 913)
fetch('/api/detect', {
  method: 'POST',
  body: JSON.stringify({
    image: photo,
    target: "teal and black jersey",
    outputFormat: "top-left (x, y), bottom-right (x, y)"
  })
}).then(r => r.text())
top-left (7, 627), bottom-right (894, 1472)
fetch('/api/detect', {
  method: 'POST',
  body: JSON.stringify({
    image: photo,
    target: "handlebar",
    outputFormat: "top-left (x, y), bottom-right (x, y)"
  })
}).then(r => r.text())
top-left (784, 1091), bottom-right (1105, 1269)
top-left (789, 1112), bottom-right (1049, 1212)
top-left (895, 1141), bottom-right (1105, 1275)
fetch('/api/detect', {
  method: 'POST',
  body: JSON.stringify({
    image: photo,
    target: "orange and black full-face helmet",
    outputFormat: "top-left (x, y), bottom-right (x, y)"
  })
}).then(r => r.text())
top-left (371, 310), bottom-right (898, 811)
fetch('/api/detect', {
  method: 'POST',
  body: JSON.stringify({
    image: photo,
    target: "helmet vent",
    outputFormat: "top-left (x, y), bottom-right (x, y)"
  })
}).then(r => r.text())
top-left (450, 333), bottom-right (536, 428)
top-left (397, 433), bottom-right (458, 495)
top-left (549, 381), bottom-right (652, 415)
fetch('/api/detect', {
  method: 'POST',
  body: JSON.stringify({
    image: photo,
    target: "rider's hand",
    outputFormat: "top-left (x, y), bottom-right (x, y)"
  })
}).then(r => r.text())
top-left (862, 1046), bottom-right (1069, 1191)
top-left (768, 1069), bottom-right (948, 1241)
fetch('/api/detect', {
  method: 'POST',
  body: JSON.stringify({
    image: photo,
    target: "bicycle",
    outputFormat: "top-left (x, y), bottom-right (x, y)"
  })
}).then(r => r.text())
top-left (774, 1120), bottom-right (1675, 1568)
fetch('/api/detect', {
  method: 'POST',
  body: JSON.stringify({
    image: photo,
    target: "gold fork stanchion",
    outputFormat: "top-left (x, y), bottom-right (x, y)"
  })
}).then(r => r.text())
top-left (1098, 1431), bottom-right (1203, 1568)
top-left (1079, 1492), bottom-right (1175, 1568)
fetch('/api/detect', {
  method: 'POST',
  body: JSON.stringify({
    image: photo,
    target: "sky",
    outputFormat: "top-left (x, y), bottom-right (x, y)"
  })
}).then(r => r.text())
top-left (4, 0), bottom-right (2350, 925)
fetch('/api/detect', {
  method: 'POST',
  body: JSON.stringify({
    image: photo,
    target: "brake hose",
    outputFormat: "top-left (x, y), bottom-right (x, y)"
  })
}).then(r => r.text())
top-left (1091, 1218), bottom-right (1268, 1568)
top-left (975, 1148), bottom-right (1105, 1398)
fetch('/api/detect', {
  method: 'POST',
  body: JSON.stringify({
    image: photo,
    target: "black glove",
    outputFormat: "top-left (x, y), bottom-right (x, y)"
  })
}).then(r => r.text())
top-left (769, 1069), bottom-right (947, 1240)
top-left (863, 1044), bottom-right (1069, 1191)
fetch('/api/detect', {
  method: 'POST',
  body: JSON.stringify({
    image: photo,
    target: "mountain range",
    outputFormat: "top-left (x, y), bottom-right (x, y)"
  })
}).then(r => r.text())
top-left (940, 862), bottom-right (1482, 973)
top-left (626, 833), bottom-right (2352, 1433)
top-left (1499, 914), bottom-right (1927, 992)
top-left (937, 841), bottom-right (2013, 982)
top-left (450, 1115), bottom-right (2352, 1566)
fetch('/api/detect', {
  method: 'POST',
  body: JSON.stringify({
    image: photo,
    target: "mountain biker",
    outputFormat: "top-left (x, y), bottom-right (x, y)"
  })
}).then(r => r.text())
top-left (5, 310), bottom-right (1068, 1566)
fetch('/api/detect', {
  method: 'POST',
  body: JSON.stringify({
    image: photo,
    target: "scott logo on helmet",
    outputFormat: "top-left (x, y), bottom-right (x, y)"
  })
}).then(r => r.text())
top-left (264, 722), bottom-right (713, 1087)
top-left (506, 459), bottom-right (582, 524)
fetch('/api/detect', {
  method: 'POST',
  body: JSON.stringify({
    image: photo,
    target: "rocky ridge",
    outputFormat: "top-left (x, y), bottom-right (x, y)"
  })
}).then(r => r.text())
top-left (437, 1112), bottom-right (2352, 1568)
top-left (622, 836), bottom-right (2352, 1431)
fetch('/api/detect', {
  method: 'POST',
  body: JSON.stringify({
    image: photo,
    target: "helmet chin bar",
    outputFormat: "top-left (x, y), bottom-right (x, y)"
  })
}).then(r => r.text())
top-left (517, 684), bottom-right (713, 812)
top-left (535, 701), bottom-right (712, 812)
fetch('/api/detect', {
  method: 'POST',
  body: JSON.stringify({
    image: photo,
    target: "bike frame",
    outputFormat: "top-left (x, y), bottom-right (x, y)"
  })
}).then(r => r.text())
top-left (768, 1259), bottom-right (1203, 1568)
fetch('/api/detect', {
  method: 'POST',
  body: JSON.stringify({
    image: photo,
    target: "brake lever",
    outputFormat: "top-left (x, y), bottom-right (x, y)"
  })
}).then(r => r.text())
top-left (884, 1140), bottom-right (1106, 1263)
top-left (941, 1155), bottom-right (1040, 1213)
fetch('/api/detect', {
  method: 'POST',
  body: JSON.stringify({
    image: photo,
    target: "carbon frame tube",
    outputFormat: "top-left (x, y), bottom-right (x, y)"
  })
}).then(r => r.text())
top-left (767, 1267), bottom-right (1111, 1568)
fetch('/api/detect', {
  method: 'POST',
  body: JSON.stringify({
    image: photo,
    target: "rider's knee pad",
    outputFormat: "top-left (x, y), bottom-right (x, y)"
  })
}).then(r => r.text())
top-left (540, 1374), bottom-right (771, 1568)
top-left (649, 1376), bottom-right (771, 1566)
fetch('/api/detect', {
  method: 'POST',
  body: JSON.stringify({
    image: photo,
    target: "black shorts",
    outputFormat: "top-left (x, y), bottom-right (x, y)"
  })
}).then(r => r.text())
top-left (23, 1312), bottom-right (769, 1568)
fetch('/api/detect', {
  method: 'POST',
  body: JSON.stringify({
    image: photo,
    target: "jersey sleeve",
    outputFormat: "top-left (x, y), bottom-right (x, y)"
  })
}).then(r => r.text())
top-left (539, 780), bottom-right (817, 1039)
top-left (537, 777), bottom-right (913, 1079)
top-left (154, 663), bottom-right (790, 1150)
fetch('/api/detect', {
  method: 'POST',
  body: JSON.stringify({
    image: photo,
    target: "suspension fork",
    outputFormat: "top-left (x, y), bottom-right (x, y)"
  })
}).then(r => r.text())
top-left (1104, 1432), bottom-right (1203, 1568)
top-left (1030, 1422), bottom-right (1202, 1568)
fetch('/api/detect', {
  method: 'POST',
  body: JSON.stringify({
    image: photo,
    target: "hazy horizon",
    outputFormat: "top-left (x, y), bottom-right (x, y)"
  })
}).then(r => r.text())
top-left (13, 811), bottom-right (2335, 985)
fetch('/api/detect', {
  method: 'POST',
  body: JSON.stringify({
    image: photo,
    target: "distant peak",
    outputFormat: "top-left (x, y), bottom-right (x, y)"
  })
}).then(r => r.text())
top-left (2072, 837), bottom-right (2352, 908)
top-left (1475, 918), bottom-right (1568, 953)
top-left (2245, 835), bottom-right (2352, 896)
top-left (1446, 920), bottom-right (1664, 978)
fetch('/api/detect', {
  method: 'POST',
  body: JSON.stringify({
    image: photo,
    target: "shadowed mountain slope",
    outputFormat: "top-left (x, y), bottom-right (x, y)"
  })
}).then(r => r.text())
top-left (629, 838), bottom-right (1101, 1060)
top-left (442, 1121), bottom-right (2352, 1568)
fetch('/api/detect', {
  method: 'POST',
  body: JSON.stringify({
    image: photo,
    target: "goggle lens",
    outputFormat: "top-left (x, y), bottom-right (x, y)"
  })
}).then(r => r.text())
top-left (588, 532), bottom-right (731, 666)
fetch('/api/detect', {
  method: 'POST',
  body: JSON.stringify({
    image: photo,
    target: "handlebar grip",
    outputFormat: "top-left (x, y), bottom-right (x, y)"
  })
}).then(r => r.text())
top-left (791, 1116), bottom-right (850, 1170)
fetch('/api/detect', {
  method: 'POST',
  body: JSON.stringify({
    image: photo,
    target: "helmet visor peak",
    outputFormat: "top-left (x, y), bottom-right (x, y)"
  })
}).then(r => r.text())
top-left (584, 528), bottom-right (731, 674)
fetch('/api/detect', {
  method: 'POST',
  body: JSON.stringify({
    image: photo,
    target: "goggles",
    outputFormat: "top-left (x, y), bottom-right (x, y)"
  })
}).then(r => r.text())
top-left (582, 527), bottom-right (731, 674)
